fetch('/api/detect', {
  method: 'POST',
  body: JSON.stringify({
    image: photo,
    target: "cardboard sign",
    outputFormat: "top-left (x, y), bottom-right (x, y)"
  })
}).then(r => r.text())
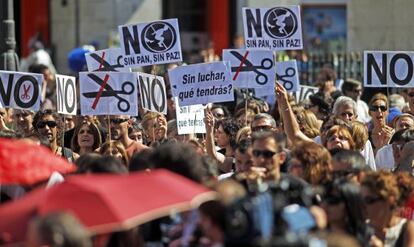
top-left (293, 85), bottom-right (319, 104)
top-left (222, 49), bottom-right (275, 88)
top-left (364, 51), bottom-right (414, 87)
top-left (85, 48), bottom-right (131, 72)
top-left (0, 70), bottom-right (43, 111)
top-left (137, 72), bottom-right (167, 114)
top-left (79, 72), bottom-right (138, 116)
top-left (56, 75), bottom-right (77, 115)
top-left (276, 60), bottom-right (299, 92)
top-left (175, 98), bottom-right (206, 135)
top-left (168, 62), bottom-right (234, 106)
top-left (242, 6), bottom-right (303, 50)
top-left (119, 18), bottom-right (182, 68)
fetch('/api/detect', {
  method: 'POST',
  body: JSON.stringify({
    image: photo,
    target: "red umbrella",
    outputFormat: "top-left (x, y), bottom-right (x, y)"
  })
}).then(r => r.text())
top-left (0, 138), bottom-right (76, 185)
top-left (0, 169), bottom-right (216, 244)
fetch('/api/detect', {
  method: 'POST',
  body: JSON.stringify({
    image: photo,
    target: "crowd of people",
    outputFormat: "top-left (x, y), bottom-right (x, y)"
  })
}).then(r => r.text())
top-left (2, 53), bottom-right (414, 247)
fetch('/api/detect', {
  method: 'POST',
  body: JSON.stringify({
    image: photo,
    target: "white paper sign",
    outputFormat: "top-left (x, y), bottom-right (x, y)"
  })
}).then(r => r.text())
top-left (242, 6), bottom-right (303, 50)
top-left (175, 98), bottom-right (206, 135)
top-left (79, 72), bottom-right (138, 116)
top-left (293, 85), bottom-right (319, 104)
top-left (222, 49), bottom-right (275, 88)
top-left (56, 74), bottom-right (77, 115)
top-left (85, 48), bottom-right (131, 72)
top-left (276, 60), bottom-right (299, 92)
top-left (364, 51), bottom-right (414, 87)
top-left (137, 72), bottom-right (167, 114)
top-left (168, 62), bottom-right (234, 106)
top-left (0, 70), bottom-right (43, 111)
top-left (119, 18), bottom-right (182, 68)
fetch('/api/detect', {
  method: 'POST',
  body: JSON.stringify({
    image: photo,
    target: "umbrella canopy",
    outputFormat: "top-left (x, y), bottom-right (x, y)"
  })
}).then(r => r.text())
top-left (0, 138), bottom-right (77, 186)
top-left (0, 169), bottom-right (216, 244)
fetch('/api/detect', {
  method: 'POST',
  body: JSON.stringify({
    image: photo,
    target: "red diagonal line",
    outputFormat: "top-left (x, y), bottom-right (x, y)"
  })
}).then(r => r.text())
top-left (23, 84), bottom-right (31, 97)
top-left (91, 74), bottom-right (110, 110)
top-left (233, 51), bottom-right (250, 80)
top-left (98, 51), bottom-right (106, 70)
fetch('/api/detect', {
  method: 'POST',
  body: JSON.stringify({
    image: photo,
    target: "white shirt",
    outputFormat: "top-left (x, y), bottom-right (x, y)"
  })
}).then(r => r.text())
top-left (375, 144), bottom-right (395, 171)
top-left (357, 99), bottom-right (371, 123)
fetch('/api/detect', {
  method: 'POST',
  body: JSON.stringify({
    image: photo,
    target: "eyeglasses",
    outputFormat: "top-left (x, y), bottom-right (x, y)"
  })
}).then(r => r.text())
top-left (252, 149), bottom-right (276, 158)
top-left (251, 125), bottom-right (273, 132)
top-left (369, 105), bottom-right (387, 112)
top-left (323, 194), bottom-right (343, 205)
top-left (110, 118), bottom-right (129, 124)
top-left (363, 196), bottom-right (383, 204)
top-left (36, 121), bottom-right (57, 129)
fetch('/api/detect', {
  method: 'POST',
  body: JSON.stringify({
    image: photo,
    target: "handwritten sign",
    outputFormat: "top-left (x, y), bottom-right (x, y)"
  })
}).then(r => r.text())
top-left (175, 98), bottom-right (206, 135)
top-left (168, 62), bottom-right (234, 106)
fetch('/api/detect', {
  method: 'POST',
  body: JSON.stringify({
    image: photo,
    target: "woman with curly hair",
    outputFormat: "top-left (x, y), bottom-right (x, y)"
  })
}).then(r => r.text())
top-left (290, 141), bottom-right (332, 185)
top-left (361, 171), bottom-right (414, 246)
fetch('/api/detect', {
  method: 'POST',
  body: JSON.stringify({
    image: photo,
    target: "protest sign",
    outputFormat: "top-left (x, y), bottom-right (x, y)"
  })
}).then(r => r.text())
top-left (137, 72), bottom-right (167, 114)
top-left (242, 6), bottom-right (303, 50)
top-left (293, 85), bottom-right (319, 104)
top-left (56, 75), bottom-right (77, 115)
top-left (0, 70), bottom-right (43, 111)
top-left (168, 62), bottom-right (234, 106)
top-left (276, 60), bottom-right (299, 92)
top-left (364, 51), bottom-right (414, 87)
top-left (119, 18), bottom-right (182, 68)
top-left (175, 98), bottom-right (206, 135)
top-left (222, 49), bottom-right (275, 88)
top-left (85, 48), bottom-right (131, 72)
top-left (79, 72), bottom-right (138, 116)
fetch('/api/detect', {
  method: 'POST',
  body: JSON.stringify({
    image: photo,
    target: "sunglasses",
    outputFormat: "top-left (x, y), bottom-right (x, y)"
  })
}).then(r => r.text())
top-left (408, 92), bottom-right (414, 98)
top-left (36, 121), bottom-right (57, 129)
top-left (252, 149), bottom-right (276, 158)
top-left (363, 196), bottom-right (383, 204)
top-left (369, 105), bottom-right (387, 112)
top-left (110, 118), bottom-right (129, 124)
top-left (323, 194), bottom-right (343, 205)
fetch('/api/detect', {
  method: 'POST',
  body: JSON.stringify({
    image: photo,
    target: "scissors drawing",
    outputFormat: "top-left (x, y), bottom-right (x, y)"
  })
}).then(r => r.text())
top-left (230, 51), bottom-right (274, 85)
top-left (90, 53), bottom-right (124, 71)
top-left (83, 74), bottom-right (134, 112)
top-left (276, 67), bottom-right (296, 90)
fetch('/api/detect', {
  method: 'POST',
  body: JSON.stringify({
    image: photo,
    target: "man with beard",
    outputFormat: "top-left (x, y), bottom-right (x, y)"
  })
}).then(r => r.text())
top-left (32, 110), bottom-right (79, 162)
top-left (108, 115), bottom-right (148, 160)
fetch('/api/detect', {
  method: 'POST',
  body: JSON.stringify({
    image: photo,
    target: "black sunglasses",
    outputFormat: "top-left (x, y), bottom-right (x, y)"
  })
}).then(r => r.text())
top-left (110, 118), bottom-right (129, 124)
top-left (408, 92), bottom-right (414, 98)
top-left (37, 121), bottom-right (57, 129)
top-left (369, 105), bottom-right (387, 112)
top-left (364, 196), bottom-right (383, 204)
top-left (252, 149), bottom-right (276, 158)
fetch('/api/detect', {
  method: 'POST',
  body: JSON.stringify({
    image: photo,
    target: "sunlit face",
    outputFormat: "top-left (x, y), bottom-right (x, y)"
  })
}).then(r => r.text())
top-left (369, 100), bottom-right (388, 126)
top-left (326, 130), bottom-right (351, 150)
top-left (109, 115), bottom-right (129, 140)
top-left (13, 110), bottom-right (33, 134)
top-left (36, 115), bottom-right (57, 142)
top-left (145, 115), bottom-right (167, 142)
top-left (129, 130), bottom-right (143, 143)
top-left (77, 124), bottom-right (94, 148)
top-left (251, 118), bottom-right (274, 132)
top-left (252, 137), bottom-right (283, 173)
top-left (336, 104), bottom-right (355, 122)
top-left (103, 146), bottom-right (124, 162)
top-left (395, 116), bottom-right (414, 131)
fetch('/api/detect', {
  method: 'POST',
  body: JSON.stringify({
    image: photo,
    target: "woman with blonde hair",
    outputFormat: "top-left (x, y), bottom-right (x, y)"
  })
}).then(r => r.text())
top-left (296, 109), bottom-right (321, 139)
top-left (235, 126), bottom-right (251, 144)
top-left (368, 93), bottom-right (394, 152)
top-left (351, 120), bottom-right (376, 170)
top-left (100, 141), bottom-right (129, 167)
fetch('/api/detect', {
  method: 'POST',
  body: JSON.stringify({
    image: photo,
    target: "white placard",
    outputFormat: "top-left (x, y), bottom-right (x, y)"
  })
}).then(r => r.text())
top-left (364, 51), bottom-right (414, 87)
top-left (137, 72), bottom-right (167, 114)
top-left (119, 18), bottom-right (182, 68)
top-left (293, 85), bottom-right (319, 104)
top-left (85, 48), bottom-right (131, 72)
top-left (168, 62), bottom-right (234, 106)
top-left (0, 70), bottom-right (43, 111)
top-left (79, 72), bottom-right (138, 116)
top-left (242, 6), bottom-right (303, 50)
top-left (276, 60), bottom-right (299, 92)
top-left (222, 49), bottom-right (275, 88)
top-left (56, 74), bottom-right (77, 115)
top-left (175, 98), bottom-right (206, 135)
